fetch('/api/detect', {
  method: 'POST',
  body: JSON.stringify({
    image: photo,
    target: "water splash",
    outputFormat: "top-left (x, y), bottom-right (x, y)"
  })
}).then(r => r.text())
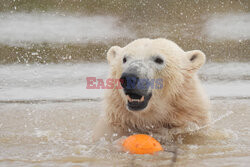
top-left (0, 13), bottom-right (134, 46)
top-left (203, 13), bottom-right (250, 40)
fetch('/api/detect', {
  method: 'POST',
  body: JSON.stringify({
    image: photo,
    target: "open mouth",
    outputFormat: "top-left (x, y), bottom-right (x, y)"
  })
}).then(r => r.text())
top-left (125, 93), bottom-right (152, 111)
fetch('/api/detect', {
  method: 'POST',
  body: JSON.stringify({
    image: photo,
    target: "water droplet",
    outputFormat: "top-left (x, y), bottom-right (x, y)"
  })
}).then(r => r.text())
top-left (31, 52), bottom-right (39, 56)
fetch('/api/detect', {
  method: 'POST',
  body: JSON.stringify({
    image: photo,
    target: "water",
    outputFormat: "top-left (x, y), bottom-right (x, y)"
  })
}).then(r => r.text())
top-left (0, 63), bottom-right (250, 102)
top-left (0, 63), bottom-right (249, 166)
top-left (0, 0), bottom-right (250, 166)
top-left (0, 13), bottom-right (133, 46)
top-left (0, 99), bottom-right (249, 166)
top-left (203, 13), bottom-right (250, 40)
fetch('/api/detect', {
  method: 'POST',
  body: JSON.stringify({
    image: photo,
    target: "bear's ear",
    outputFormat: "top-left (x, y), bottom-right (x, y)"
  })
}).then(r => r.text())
top-left (107, 46), bottom-right (122, 64)
top-left (185, 50), bottom-right (206, 72)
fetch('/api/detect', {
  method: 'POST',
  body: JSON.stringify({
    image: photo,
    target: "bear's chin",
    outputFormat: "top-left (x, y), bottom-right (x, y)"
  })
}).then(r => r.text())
top-left (125, 93), bottom-right (152, 112)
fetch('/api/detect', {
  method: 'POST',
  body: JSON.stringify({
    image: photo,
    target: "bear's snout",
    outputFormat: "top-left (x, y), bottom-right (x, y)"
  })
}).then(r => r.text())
top-left (120, 72), bottom-right (148, 95)
top-left (120, 73), bottom-right (139, 91)
top-left (120, 72), bottom-right (152, 111)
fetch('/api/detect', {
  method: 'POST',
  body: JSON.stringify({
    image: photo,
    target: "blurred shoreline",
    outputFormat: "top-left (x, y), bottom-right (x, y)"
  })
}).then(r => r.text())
top-left (0, 0), bottom-right (249, 63)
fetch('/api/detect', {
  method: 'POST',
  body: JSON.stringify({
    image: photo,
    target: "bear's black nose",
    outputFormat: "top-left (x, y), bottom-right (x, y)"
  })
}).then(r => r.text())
top-left (120, 73), bottom-right (139, 90)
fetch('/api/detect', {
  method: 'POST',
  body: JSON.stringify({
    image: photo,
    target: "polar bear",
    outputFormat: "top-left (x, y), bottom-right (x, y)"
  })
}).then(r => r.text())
top-left (93, 38), bottom-right (210, 141)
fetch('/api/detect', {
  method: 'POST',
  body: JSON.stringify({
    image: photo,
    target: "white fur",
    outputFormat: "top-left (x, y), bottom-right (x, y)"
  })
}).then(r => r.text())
top-left (93, 38), bottom-right (210, 141)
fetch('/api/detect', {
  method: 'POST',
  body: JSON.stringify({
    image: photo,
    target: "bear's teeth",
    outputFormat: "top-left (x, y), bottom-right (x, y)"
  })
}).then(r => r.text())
top-left (140, 96), bottom-right (144, 102)
top-left (131, 99), bottom-right (140, 102)
top-left (127, 95), bottom-right (144, 103)
top-left (126, 95), bottom-right (132, 102)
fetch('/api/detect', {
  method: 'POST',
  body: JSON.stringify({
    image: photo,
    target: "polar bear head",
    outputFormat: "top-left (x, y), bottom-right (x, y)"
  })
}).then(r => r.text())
top-left (107, 38), bottom-right (206, 112)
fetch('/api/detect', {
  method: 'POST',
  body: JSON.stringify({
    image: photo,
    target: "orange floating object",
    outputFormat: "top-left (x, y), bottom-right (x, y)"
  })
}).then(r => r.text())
top-left (122, 134), bottom-right (163, 154)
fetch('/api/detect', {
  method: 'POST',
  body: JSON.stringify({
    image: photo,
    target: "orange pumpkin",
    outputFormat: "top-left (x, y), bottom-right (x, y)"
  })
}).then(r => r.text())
top-left (122, 134), bottom-right (163, 154)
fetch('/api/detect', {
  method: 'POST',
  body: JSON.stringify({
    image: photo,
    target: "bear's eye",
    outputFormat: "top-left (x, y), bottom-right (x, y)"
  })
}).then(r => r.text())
top-left (123, 57), bottom-right (127, 64)
top-left (154, 57), bottom-right (164, 64)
